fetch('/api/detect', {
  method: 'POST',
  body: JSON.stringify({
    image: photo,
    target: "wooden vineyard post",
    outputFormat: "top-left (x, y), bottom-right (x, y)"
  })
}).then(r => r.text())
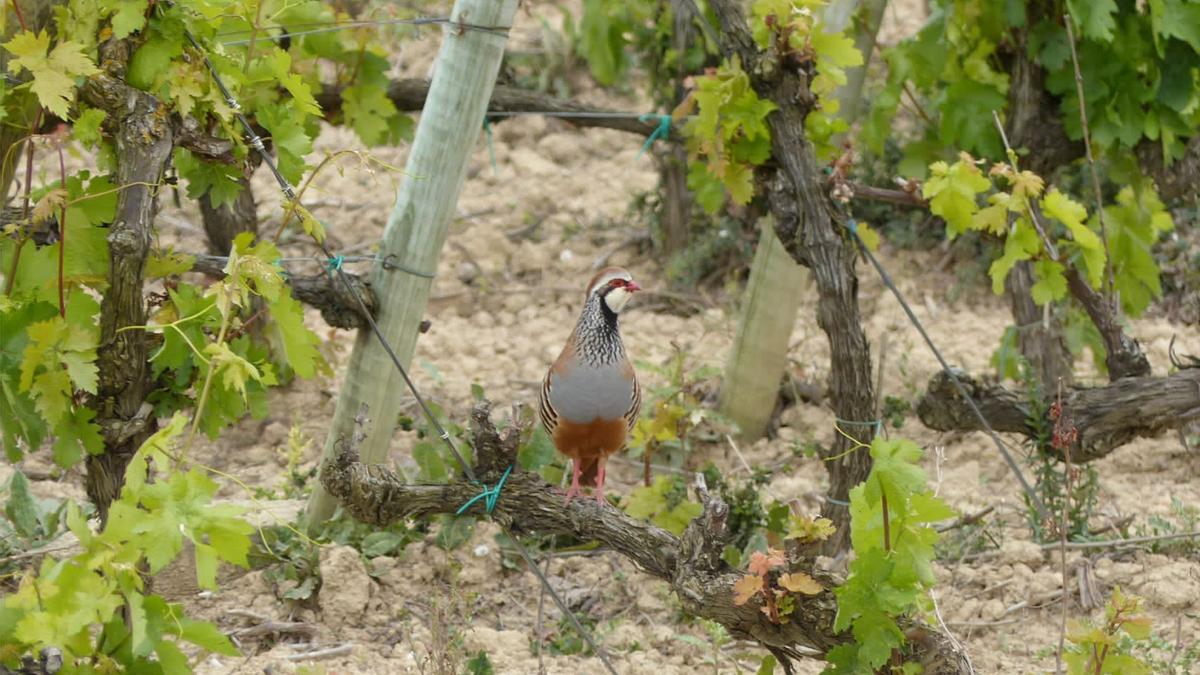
top-left (720, 222), bottom-right (810, 439)
top-left (305, 0), bottom-right (520, 525)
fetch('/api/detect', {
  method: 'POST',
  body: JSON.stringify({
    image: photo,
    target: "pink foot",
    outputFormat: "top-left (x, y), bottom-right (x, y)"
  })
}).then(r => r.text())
top-left (563, 459), bottom-right (584, 506)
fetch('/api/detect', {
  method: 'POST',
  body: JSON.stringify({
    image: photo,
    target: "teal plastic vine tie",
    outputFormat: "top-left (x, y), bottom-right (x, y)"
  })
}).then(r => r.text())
top-left (326, 255), bottom-right (345, 275)
top-left (456, 465), bottom-right (514, 515)
top-left (483, 117), bottom-right (497, 175)
top-left (636, 113), bottom-right (671, 159)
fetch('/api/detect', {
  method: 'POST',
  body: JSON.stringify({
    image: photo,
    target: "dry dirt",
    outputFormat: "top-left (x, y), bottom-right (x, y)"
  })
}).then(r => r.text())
top-left (7, 1), bottom-right (1200, 673)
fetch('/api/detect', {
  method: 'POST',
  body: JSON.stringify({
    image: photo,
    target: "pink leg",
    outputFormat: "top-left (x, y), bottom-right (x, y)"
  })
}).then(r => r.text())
top-left (594, 458), bottom-right (607, 505)
top-left (563, 459), bottom-right (583, 505)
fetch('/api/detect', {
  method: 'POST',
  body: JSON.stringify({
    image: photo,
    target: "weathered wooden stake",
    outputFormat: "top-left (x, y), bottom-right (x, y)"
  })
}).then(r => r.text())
top-left (306, 0), bottom-right (520, 524)
top-left (719, 222), bottom-right (809, 439)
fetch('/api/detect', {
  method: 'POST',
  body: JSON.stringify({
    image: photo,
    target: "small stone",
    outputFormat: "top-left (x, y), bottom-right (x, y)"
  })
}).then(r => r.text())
top-left (456, 261), bottom-right (480, 284)
top-left (999, 539), bottom-right (1044, 568)
top-left (318, 545), bottom-right (372, 629)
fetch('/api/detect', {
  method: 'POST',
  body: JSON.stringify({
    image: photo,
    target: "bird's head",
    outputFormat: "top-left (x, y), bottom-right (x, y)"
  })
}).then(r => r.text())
top-left (586, 266), bottom-right (641, 314)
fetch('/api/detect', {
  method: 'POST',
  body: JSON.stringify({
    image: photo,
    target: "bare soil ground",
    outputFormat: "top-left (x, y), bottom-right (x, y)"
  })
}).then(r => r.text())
top-left (7, 1), bottom-right (1199, 673)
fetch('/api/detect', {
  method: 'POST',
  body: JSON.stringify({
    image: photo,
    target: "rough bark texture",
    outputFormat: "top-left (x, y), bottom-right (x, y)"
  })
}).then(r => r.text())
top-left (654, 0), bottom-right (698, 259)
top-left (917, 368), bottom-right (1200, 462)
top-left (80, 42), bottom-right (172, 522)
top-left (1004, 24), bottom-right (1081, 178)
top-left (1062, 266), bottom-right (1151, 380)
top-left (317, 79), bottom-right (669, 137)
top-left (321, 402), bottom-right (972, 674)
top-left (1004, 262), bottom-right (1074, 389)
top-left (706, 0), bottom-right (876, 553)
top-left (199, 174), bottom-right (257, 255)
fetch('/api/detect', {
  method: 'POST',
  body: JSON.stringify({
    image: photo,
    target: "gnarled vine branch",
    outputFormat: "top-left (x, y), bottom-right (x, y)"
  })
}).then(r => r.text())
top-left (321, 401), bottom-right (973, 674)
top-left (917, 368), bottom-right (1200, 462)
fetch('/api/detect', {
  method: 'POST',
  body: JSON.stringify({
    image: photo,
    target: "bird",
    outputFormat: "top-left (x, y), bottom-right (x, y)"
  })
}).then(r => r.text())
top-left (539, 266), bottom-right (642, 505)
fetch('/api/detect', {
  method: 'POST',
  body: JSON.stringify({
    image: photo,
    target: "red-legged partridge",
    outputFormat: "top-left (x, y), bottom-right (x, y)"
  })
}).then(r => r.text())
top-left (539, 267), bottom-right (642, 504)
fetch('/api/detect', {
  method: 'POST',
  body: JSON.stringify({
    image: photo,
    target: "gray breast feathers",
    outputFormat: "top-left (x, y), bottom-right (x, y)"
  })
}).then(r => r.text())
top-left (547, 362), bottom-right (636, 424)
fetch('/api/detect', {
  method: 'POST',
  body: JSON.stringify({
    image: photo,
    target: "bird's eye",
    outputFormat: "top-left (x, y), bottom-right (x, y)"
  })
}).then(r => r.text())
top-left (609, 279), bottom-right (625, 288)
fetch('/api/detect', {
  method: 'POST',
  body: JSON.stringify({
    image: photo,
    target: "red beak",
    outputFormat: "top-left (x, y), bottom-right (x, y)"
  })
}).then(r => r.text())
top-left (626, 281), bottom-right (642, 292)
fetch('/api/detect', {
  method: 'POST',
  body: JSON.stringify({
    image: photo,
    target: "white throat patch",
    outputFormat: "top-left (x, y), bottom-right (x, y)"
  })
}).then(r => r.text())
top-left (603, 287), bottom-right (633, 313)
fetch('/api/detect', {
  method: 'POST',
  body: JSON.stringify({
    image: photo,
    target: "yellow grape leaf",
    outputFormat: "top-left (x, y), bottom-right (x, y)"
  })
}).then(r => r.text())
top-left (2, 31), bottom-right (100, 118)
top-left (778, 572), bottom-right (823, 595)
top-left (786, 515), bottom-right (835, 543)
top-left (971, 198), bottom-right (1009, 235)
top-left (31, 187), bottom-right (67, 224)
top-left (855, 222), bottom-right (881, 251)
top-left (732, 574), bottom-right (763, 605)
top-left (291, 203), bottom-right (326, 244)
top-left (1008, 170), bottom-right (1045, 201)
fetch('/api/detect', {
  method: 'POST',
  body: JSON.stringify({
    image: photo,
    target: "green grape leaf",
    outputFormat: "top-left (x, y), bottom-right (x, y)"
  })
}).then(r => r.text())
top-left (127, 36), bottom-right (182, 91)
top-left (52, 406), bottom-right (104, 468)
top-left (154, 639), bottom-right (190, 672)
top-left (1030, 258), bottom-right (1068, 305)
top-left (1156, 39), bottom-right (1200, 111)
top-left (2, 31), bottom-right (100, 118)
top-left (923, 158), bottom-right (990, 235)
top-left (0, 301), bottom-right (56, 460)
top-left (1156, 0), bottom-right (1200, 52)
top-left (1042, 189), bottom-right (1100, 251)
top-left (518, 425), bottom-right (556, 471)
top-left (176, 616), bottom-right (238, 655)
top-left (267, 49), bottom-right (321, 117)
top-left (73, 107), bottom-right (107, 147)
top-left (341, 84), bottom-right (400, 147)
top-left (938, 80), bottom-right (1006, 157)
top-left (103, 0), bottom-right (148, 39)
top-left (577, 0), bottom-right (628, 85)
top-left (624, 475), bottom-right (701, 535)
top-left (193, 542), bottom-right (219, 589)
top-left (687, 161), bottom-right (727, 214)
top-left (1068, 0), bottom-right (1117, 41)
top-left (1028, 19), bottom-right (1070, 70)
top-left (989, 218), bottom-right (1040, 293)
top-left (266, 291), bottom-right (323, 378)
top-left (413, 441), bottom-right (449, 483)
top-left (146, 250), bottom-right (196, 278)
top-left (5, 470), bottom-right (40, 538)
top-left (174, 148), bottom-right (244, 210)
top-left (256, 102), bottom-right (312, 185)
top-left (723, 161), bottom-right (756, 205)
